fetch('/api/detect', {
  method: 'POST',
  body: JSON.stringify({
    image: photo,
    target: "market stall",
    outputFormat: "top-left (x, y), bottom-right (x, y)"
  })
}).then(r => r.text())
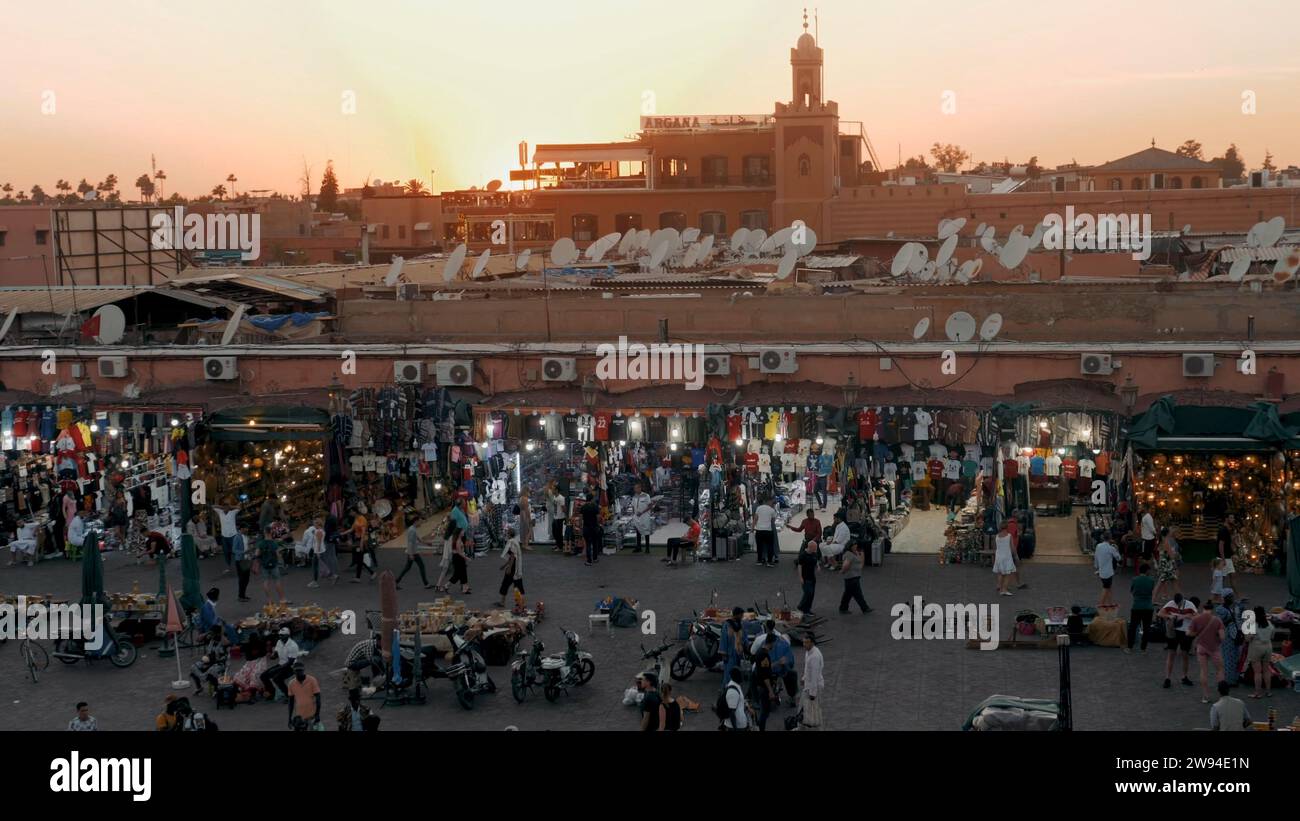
top-left (397, 596), bottom-right (541, 666)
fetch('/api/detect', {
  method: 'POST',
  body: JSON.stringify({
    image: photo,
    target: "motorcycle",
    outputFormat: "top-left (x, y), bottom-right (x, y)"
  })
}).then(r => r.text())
top-left (52, 621), bottom-right (138, 668)
top-left (511, 625), bottom-right (595, 703)
top-left (670, 615), bottom-right (723, 681)
top-left (345, 620), bottom-right (495, 710)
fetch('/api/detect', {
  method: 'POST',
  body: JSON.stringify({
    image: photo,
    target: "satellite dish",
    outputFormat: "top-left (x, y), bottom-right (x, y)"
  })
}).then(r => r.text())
top-left (698, 235), bottom-right (714, 260)
top-left (662, 227), bottom-right (682, 252)
top-left (442, 243), bottom-right (468, 281)
top-left (936, 234), bottom-right (959, 266)
top-left (761, 227), bottom-right (792, 255)
top-left (514, 249), bottom-right (532, 272)
top-left (917, 261), bottom-right (937, 281)
top-left (1247, 216), bottom-right (1286, 248)
top-left (550, 237), bottom-right (578, 266)
top-left (973, 222), bottom-right (986, 238)
top-left (789, 225), bottom-right (818, 258)
top-left (681, 227), bottom-right (701, 243)
top-left (471, 249), bottom-right (491, 278)
top-left (635, 229), bottom-right (651, 251)
top-left (775, 252), bottom-right (797, 280)
top-left (93, 304), bottom-right (127, 345)
top-left (1181, 224), bottom-right (1192, 235)
top-left (912, 317), bottom-right (930, 339)
top-left (486, 179), bottom-right (503, 192)
top-left (647, 237), bottom-right (669, 269)
top-left (747, 229), bottom-right (768, 252)
top-left (616, 230), bottom-right (636, 257)
top-left (998, 234), bottom-right (1031, 269)
top-left (890, 244), bottom-right (915, 277)
top-left (936, 261), bottom-right (955, 283)
top-left (383, 255), bottom-right (404, 286)
top-left (937, 217), bottom-right (966, 239)
top-left (219, 304), bottom-right (245, 347)
top-left (979, 313), bottom-right (1003, 340)
top-left (1028, 222), bottom-right (1047, 250)
top-left (907, 243), bottom-right (928, 275)
top-left (1272, 252), bottom-right (1298, 283)
top-left (586, 239), bottom-right (607, 262)
top-left (1227, 256), bottom-right (1251, 281)
top-left (886, 230), bottom-right (895, 238)
top-left (944, 311), bottom-right (978, 342)
top-left (730, 227), bottom-right (751, 251)
top-left (955, 259), bottom-right (981, 283)
top-left (979, 226), bottom-right (997, 253)
top-left (682, 243), bottom-right (700, 268)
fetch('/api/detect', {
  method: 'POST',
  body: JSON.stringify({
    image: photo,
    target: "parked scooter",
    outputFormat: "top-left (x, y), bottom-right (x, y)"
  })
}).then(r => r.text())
top-left (511, 625), bottom-right (595, 703)
top-left (670, 615), bottom-right (723, 681)
top-left (52, 620), bottom-right (138, 668)
top-left (427, 623), bottom-right (496, 710)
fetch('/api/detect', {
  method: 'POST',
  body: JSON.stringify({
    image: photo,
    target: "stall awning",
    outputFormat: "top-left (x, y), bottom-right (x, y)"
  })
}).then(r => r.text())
top-left (1129, 399), bottom-right (1297, 452)
top-left (1140, 436), bottom-right (1278, 453)
top-left (532, 142), bottom-right (651, 165)
top-left (206, 405), bottom-right (329, 441)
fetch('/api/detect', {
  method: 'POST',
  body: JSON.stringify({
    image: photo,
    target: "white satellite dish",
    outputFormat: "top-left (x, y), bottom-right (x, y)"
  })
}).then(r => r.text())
top-left (698, 235), bottom-right (714, 259)
top-left (980, 226), bottom-right (997, 253)
top-left (938, 217), bottom-right (966, 239)
top-left (1247, 216), bottom-right (1285, 248)
top-left (912, 317), bottom-right (930, 339)
top-left (550, 237), bottom-right (578, 266)
top-left (1028, 223), bottom-right (1047, 250)
top-left (789, 225), bottom-right (818, 258)
top-left (775, 251), bottom-right (797, 280)
top-left (955, 259), bottom-right (982, 283)
top-left (761, 227), bottom-right (792, 255)
top-left (979, 312), bottom-right (1003, 341)
top-left (514, 249), bottom-right (532, 272)
top-left (647, 237), bottom-right (670, 269)
top-left (937, 261), bottom-right (955, 283)
top-left (471, 249), bottom-right (491, 278)
top-left (944, 311), bottom-right (978, 342)
top-left (93, 304), bottom-right (127, 345)
top-left (973, 222), bottom-right (986, 238)
top-left (636, 228), bottom-right (652, 251)
top-left (383, 256), bottom-right (405, 286)
top-left (936, 234), bottom-right (959, 266)
top-left (661, 227), bottom-right (682, 253)
top-left (1227, 256), bottom-right (1251, 281)
top-left (907, 243), bottom-right (928, 275)
top-left (998, 234), bottom-right (1031, 269)
top-left (442, 243), bottom-right (468, 281)
top-left (890, 244), bottom-right (914, 277)
top-left (617, 230), bottom-right (636, 257)
top-left (587, 239), bottom-right (608, 263)
top-left (918, 261), bottom-right (937, 281)
top-left (1272, 251), bottom-right (1298, 282)
top-left (219, 304), bottom-right (245, 347)
top-left (1181, 224), bottom-right (1192, 235)
top-left (730, 227), bottom-right (751, 251)
top-left (747, 228), bottom-right (768, 252)
top-left (682, 243), bottom-right (700, 268)
top-left (681, 227), bottom-right (701, 244)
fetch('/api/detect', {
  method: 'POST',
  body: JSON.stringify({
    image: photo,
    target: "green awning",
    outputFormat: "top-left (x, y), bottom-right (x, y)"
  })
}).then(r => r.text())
top-left (1130, 399), bottom-right (1298, 453)
top-left (206, 405), bottom-right (329, 441)
top-left (1139, 436), bottom-right (1279, 454)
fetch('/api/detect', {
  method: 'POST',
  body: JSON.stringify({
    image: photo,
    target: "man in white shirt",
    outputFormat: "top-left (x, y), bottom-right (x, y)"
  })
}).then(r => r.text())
top-left (301, 519), bottom-right (326, 587)
top-left (67, 510), bottom-right (88, 551)
top-left (821, 510), bottom-right (851, 566)
top-left (1139, 506), bottom-right (1158, 565)
top-left (799, 633), bottom-right (825, 730)
top-left (213, 505), bottom-right (240, 573)
top-left (7, 521), bottom-right (38, 566)
top-left (261, 627), bottom-right (302, 700)
top-left (721, 668), bottom-right (751, 731)
top-left (752, 497), bottom-right (778, 567)
top-left (1159, 593), bottom-right (1197, 689)
top-left (1093, 531), bottom-right (1122, 607)
top-left (1209, 681), bottom-right (1251, 730)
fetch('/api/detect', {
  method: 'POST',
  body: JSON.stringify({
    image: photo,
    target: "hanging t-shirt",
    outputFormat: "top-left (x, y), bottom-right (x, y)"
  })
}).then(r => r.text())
top-left (646, 416), bottom-right (668, 442)
top-left (1029, 455), bottom-right (1046, 476)
top-left (963, 444), bottom-right (980, 463)
top-left (667, 416), bottom-right (686, 443)
top-left (757, 453), bottom-right (771, 475)
top-left (421, 443), bottom-right (438, 462)
top-left (878, 411), bottom-right (899, 444)
top-left (744, 452), bottom-right (759, 472)
top-left (1078, 458), bottom-right (1096, 478)
top-left (943, 458), bottom-right (961, 480)
top-left (1093, 452), bottom-right (1111, 475)
top-left (899, 443), bottom-right (915, 462)
top-left (913, 410), bottom-right (932, 441)
top-left (927, 459), bottom-right (944, 480)
top-left (593, 412), bottom-right (611, 441)
top-left (797, 439), bottom-right (812, 463)
top-left (783, 438), bottom-right (799, 454)
top-left (726, 412), bottom-right (743, 442)
top-left (1045, 454), bottom-right (1062, 477)
top-left (857, 409), bottom-right (879, 441)
top-left (544, 413), bottom-right (563, 441)
top-left (563, 414), bottom-right (581, 440)
top-left (882, 461), bottom-right (898, 482)
top-left (980, 456), bottom-right (995, 473)
top-left (1001, 458), bottom-right (1018, 479)
top-left (350, 454), bottom-right (365, 473)
top-left (609, 416), bottom-right (628, 442)
top-left (780, 452), bottom-right (796, 474)
top-left (746, 438), bottom-right (761, 455)
top-left (524, 415), bottom-right (544, 440)
top-left (911, 460), bottom-right (928, 481)
top-left (961, 459), bottom-right (978, 478)
top-left (1061, 458), bottom-right (1079, 479)
top-left (1016, 454), bottom-right (1032, 475)
top-left (764, 412), bottom-right (780, 441)
top-left (929, 443), bottom-right (949, 460)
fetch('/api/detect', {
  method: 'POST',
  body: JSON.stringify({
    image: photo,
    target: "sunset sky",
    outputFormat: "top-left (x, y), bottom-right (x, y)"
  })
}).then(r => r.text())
top-left (2, 0), bottom-right (1297, 198)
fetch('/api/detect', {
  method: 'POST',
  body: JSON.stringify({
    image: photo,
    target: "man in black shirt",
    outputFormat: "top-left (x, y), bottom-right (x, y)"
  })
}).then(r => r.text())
top-left (638, 673), bottom-right (661, 731)
top-left (580, 494), bottom-right (602, 566)
top-left (751, 634), bottom-right (777, 731)
top-left (797, 540), bottom-right (819, 615)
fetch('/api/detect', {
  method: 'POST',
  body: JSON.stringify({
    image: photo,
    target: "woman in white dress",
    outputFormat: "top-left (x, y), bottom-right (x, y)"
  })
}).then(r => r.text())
top-left (993, 520), bottom-right (1017, 596)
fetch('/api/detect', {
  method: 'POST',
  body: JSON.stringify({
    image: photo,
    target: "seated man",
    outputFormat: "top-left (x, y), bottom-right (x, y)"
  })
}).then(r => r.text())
top-left (7, 521), bottom-right (39, 566)
top-left (67, 510), bottom-right (88, 554)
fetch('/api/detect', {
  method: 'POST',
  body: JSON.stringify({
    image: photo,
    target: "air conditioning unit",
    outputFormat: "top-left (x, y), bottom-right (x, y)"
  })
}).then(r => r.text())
top-left (541, 357), bottom-right (577, 382)
top-left (203, 356), bottom-right (237, 381)
top-left (751, 349), bottom-right (798, 374)
top-left (1079, 353), bottom-right (1113, 376)
top-left (396, 283), bottom-right (420, 301)
top-left (435, 359), bottom-right (474, 387)
top-left (1183, 353), bottom-right (1215, 377)
top-left (70, 363), bottom-right (85, 379)
top-left (394, 361), bottom-right (423, 384)
top-left (702, 354), bottom-right (730, 376)
top-left (97, 357), bottom-right (127, 378)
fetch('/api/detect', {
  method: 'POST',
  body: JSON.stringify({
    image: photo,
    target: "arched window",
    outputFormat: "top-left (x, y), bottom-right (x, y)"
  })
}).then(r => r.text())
top-left (571, 214), bottom-right (597, 242)
top-left (658, 211), bottom-right (687, 231)
top-left (740, 210), bottom-right (769, 230)
top-left (1131, 177), bottom-right (1144, 190)
top-left (1170, 177), bottom-right (1183, 189)
top-left (615, 213), bottom-right (642, 233)
top-left (1109, 178), bottom-right (1122, 190)
top-left (1191, 176), bottom-right (1204, 189)
top-left (798, 154), bottom-right (811, 176)
top-left (699, 211), bottom-right (727, 235)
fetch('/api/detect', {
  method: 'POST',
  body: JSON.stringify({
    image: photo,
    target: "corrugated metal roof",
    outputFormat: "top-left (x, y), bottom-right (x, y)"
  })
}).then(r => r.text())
top-left (801, 255), bottom-right (861, 268)
top-left (1217, 245), bottom-right (1299, 262)
top-left (0, 286), bottom-right (235, 315)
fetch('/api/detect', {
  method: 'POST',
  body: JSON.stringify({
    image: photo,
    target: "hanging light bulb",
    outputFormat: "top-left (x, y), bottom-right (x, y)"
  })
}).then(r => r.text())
top-left (557, 442), bottom-right (566, 451)
top-left (109, 427), bottom-right (119, 438)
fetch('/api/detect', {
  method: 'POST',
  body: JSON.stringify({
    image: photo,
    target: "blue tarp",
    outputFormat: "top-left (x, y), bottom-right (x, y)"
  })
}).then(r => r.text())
top-left (196, 312), bottom-right (329, 332)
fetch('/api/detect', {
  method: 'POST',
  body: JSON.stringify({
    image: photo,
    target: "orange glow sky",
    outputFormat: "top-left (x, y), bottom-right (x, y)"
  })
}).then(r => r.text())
top-left (2, 0), bottom-right (1297, 199)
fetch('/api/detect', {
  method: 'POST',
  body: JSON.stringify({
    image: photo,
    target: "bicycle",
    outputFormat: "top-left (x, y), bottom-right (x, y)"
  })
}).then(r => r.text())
top-left (18, 636), bottom-right (49, 683)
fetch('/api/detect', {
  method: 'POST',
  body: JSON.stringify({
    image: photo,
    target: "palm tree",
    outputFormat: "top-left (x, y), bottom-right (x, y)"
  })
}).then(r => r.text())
top-left (97, 174), bottom-right (118, 198)
top-left (56, 179), bottom-right (71, 203)
top-left (405, 179), bottom-right (426, 195)
top-left (30, 185), bottom-right (48, 205)
top-left (76, 179), bottom-right (94, 199)
top-left (1, 183), bottom-right (12, 202)
top-left (226, 173), bottom-right (237, 199)
top-left (154, 169), bottom-right (166, 199)
top-left (212, 184), bottom-right (227, 200)
top-left (16, 190), bottom-right (28, 202)
top-left (135, 174), bottom-right (155, 203)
